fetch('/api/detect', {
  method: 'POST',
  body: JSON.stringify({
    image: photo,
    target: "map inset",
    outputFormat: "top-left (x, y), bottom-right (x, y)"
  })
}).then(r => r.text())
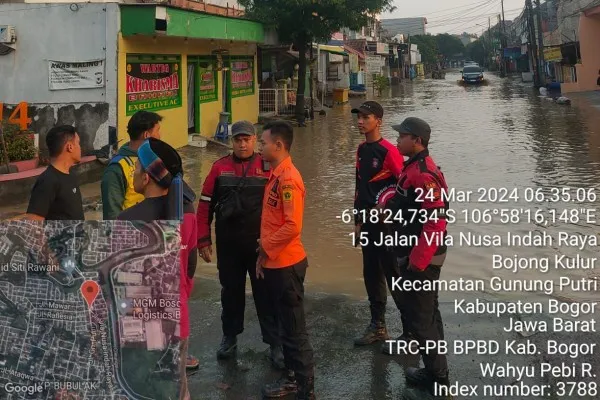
top-left (0, 220), bottom-right (182, 399)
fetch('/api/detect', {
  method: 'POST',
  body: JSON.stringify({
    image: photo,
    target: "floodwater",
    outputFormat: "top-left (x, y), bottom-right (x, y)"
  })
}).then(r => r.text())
top-left (4, 71), bottom-right (599, 306)
top-left (198, 70), bottom-right (600, 305)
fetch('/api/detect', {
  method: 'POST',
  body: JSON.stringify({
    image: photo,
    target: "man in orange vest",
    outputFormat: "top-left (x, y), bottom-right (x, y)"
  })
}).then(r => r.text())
top-left (256, 121), bottom-right (315, 400)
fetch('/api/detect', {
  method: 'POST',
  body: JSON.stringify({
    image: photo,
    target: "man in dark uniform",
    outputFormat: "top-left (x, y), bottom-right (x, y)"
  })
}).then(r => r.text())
top-left (197, 120), bottom-right (282, 367)
top-left (351, 101), bottom-right (405, 347)
top-left (383, 117), bottom-right (451, 398)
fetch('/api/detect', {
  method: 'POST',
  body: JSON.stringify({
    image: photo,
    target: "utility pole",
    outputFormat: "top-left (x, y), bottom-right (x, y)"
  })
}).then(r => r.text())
top-left (488, 17), bottom-right (492, 70)
top-left (534, 0), bottom-right (546, 86)
top-left (480, 27), bottom-right (486, 68)
top-left (500, 0), bottom-right (507, 77)
top-left (309, 42), bottom-right (314, 119)
top-left (526, 0), bottom-right (539, 87)
top-left (396, 44), bottom-right (401, 80)
top-left (497, 15), bottom-right (503, 74)
top-left (408, 35), bottom-right (412, 79)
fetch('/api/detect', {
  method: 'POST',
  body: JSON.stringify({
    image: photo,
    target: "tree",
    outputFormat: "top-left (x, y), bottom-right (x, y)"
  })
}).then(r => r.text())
top-left (435, 33), bottom-right (465, 60)
top-left (410, 35), bottom-right (438, 65)
top-left (239, 0), bottom-right (395, 125)
top-left (466, 39), bottom-right (486, 66)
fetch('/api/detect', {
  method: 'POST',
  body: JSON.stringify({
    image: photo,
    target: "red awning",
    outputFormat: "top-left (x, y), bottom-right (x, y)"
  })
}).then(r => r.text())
top-left (344, 45), bottom-right (365, 60)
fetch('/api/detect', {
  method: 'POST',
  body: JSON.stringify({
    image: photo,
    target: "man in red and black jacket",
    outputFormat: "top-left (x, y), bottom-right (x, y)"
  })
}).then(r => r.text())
top-left (351, 101), bottom-right (404, 347)
top-left (197, 121), bottom-right (282, 367)
top-left (383, 117), bottom-right (451, 398)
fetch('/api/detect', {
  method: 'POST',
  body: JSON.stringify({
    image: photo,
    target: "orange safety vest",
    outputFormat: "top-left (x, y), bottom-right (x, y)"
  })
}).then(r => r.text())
top-left (260, 156), bottom-right (307, 268)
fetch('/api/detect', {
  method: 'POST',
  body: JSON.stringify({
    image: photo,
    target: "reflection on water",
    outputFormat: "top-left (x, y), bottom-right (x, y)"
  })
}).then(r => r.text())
top-left (3, 73), bottom-right (598, 304)
top-left (253, 72), bottom-right (600, 303)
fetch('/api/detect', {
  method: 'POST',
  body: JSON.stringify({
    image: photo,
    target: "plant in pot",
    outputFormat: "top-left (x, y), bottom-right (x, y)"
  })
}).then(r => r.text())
top-left (373, 74), bottom-right (390, 97)
top-left (0, 123), bottom-right (38, 174)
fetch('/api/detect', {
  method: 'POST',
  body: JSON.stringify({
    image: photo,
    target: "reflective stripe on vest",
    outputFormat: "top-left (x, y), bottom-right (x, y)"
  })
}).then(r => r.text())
top-left (116, 156), bottom-right (145, 210)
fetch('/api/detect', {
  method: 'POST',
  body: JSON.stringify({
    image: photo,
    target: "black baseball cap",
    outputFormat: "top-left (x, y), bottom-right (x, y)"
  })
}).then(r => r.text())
top-left (351, 101), bottom-right (384, 118)
top-left (392, 117), bottom-right (431, 142)
top-left (231, 120), bottom-right (256, 137)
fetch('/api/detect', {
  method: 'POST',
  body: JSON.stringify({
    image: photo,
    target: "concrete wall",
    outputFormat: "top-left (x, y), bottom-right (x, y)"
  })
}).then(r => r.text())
top-left (0, 3), bottom-right (118, 154)
top-left (562, 12), bottom-right (600, 93)
top-left (557, 0), bottom-right (598, 42)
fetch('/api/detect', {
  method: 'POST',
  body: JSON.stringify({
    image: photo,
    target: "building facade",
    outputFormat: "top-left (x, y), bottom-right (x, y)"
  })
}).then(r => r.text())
top-left (561, 4), bottom-right (600, 93)
top-left (0, 3), bottom-right (117, 156)
top-left (119, 4), bottom-right (262, 148)
top-left (0, 0), bottom-right (263, 153)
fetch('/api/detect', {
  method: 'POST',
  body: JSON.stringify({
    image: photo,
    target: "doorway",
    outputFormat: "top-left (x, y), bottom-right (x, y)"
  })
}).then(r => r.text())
top-left (222, 70), bottom-right (231, 122)
top-left (187, 62), bottom-right (196, 134)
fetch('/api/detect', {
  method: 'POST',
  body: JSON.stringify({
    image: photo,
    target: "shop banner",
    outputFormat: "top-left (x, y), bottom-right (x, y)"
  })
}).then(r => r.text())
top-left (48, 59), bottom-right (105, 90)
top-left (230, 58), bottom-right (255, 98)
top-left (197, 58), bottom-right (218, 103)
top-left (366, 56), bottom-right (383, 74)
top-left (126, 58), bottom-right (181, 116)
top-left (543, 46), bottom-right (563, 62)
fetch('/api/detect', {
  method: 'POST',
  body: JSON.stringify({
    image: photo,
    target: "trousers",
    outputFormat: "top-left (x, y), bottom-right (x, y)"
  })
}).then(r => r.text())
top-left (217, 241), bottom-right (279, 345)
top-left (361, 223), bottom-right (406, 329)
top-left (263, 258), bottom-right (314, 379)
top-left (401, 262), bottom-right (448, 377)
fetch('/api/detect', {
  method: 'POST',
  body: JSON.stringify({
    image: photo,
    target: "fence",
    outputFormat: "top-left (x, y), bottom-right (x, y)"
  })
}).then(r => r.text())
top-left (259, 88), bottom-right (298, 116)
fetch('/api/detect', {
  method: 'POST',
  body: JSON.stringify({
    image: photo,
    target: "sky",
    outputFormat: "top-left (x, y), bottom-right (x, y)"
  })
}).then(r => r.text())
top-left (383, 0), bottom-right (527, 36)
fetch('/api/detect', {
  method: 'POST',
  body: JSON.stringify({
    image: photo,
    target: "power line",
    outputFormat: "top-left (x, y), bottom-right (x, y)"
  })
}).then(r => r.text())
top-left (447, 5), bottom-right (522, 34)
top-left (444, 0), bottom-right (503, 34)
top-left (383, 0), bottom-right (497, 20)
top-left (381, 1), bottom-right (502, 33)
top-left (381, 0), bottom-right (500, 32)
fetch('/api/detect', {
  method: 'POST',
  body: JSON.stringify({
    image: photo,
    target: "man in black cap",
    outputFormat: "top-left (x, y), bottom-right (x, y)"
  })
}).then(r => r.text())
top-left (196, 120), bottom-right (282, 367)
top-left (380, 117), bottom-right (451, 398)
top-left (350, 101), bottom-right (404, 347)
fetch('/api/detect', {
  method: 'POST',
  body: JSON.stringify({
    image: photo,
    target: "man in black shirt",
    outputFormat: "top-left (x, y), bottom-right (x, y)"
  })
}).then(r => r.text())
top-left (25, 125), bottom-right (84, 220)
top-left (351, 101), bottom-right (404, 347)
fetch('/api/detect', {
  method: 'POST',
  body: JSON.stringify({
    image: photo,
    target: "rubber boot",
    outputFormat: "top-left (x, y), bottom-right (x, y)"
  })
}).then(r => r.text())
top-left (353, 323), bottom-right (389, 346)
top-left (269, 344), bottom-right (285, 370)
top-left (405, 367), bottom-right (452, 399)
top-left (216, 336), bottom-right (237, 360)
top-left (296, 375), bottom-right (315, 400)
top-left (262, 370), bottom-right (298, 398)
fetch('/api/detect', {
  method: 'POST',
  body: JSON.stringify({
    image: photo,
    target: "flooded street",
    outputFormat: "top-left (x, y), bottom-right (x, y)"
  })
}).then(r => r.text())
top-left (186, 72), bottom-right (600, 399)
top-left (3, 71), bottom-right (599, 305)
top-left (2, 71), bottom-right (600, 399)
top-left (195, 71), bottom-right (600, 304)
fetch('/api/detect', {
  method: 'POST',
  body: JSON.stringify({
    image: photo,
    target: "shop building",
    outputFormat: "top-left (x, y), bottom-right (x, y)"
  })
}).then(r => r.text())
top-left (119, 4), bottom-right (264, 148)
top-left (560, 4), bottom-right (600, 93)
top-left (0, 2), bottom-right (264, 153)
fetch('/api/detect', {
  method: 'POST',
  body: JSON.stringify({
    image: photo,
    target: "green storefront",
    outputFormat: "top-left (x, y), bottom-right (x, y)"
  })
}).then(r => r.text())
top-left (119, 5), bottom-right (265, 145)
